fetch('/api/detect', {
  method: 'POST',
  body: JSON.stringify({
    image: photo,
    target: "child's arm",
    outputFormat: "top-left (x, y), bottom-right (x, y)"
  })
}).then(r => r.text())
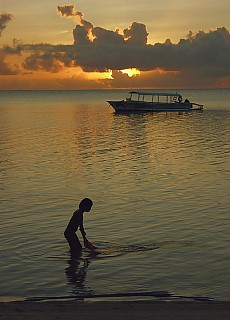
top-left (79, 223), bottom-right (87, 245)
top-left (79, 219), bottom-right (98, 251)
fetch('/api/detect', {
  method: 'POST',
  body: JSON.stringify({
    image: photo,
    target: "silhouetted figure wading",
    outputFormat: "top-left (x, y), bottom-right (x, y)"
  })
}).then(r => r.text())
top-left (64, 198), bottom-right (93, 257)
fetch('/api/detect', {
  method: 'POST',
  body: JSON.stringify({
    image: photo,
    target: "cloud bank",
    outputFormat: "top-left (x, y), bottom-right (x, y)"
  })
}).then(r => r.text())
top-left (54, 5), bottom-right (230, 86)
top-left (0, 13), bottom-right (19, 75)
top-left (0, 13), bottom-right (13, 36)
top-left (1, 5), bottom-right (230, 88)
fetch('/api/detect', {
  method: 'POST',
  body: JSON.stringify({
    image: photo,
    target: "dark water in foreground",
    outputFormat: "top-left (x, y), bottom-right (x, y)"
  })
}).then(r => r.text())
top-left (0, 89), bottom-right (229, 301)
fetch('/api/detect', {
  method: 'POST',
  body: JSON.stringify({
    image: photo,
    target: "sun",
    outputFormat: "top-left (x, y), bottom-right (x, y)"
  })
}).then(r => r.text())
top-left (120, 68), bottom-right (140, 77)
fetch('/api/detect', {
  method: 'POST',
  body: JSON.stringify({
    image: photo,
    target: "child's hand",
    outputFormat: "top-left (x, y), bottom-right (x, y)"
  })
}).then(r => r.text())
top-left (85, 239), bottom-right (98, 251)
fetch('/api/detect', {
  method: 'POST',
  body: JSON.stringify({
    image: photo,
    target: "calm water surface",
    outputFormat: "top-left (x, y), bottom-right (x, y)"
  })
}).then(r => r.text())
top-left (0, 89), bottom-right (229, 301)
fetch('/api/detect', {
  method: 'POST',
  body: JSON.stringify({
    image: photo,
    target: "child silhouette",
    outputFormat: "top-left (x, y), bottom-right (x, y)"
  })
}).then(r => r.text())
top-left (64, 198), bottom-right (93, 257)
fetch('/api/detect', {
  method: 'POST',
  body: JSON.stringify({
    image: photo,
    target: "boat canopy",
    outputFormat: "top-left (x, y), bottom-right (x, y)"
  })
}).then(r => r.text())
top-left (129, 91), bottom-right (181, 97)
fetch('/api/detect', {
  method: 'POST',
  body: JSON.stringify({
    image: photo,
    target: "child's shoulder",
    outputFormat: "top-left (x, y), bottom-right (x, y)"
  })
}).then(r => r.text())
top-left (73, 209), bottom-right (79, 216)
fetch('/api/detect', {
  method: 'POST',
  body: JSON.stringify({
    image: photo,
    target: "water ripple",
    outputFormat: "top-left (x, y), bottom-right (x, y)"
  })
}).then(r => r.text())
top-left (0, 90), bottom-right (230, 301)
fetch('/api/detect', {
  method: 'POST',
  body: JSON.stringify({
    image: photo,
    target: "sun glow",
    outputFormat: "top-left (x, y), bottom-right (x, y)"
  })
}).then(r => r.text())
top-left (120, 68), bottom-right (140, 77)
top-left (86, 70), bottom-right (113, 80)
top-left (63, 66), bottom-right (113, 80)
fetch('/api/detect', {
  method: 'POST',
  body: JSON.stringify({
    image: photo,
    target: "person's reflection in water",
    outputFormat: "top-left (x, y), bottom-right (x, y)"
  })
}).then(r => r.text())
top-left (65, 255), bottom-right (90, 294)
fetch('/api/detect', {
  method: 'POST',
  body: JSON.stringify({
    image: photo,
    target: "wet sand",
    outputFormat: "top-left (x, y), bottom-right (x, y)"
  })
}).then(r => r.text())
top-left (0, 300), bottom-right (229, 320)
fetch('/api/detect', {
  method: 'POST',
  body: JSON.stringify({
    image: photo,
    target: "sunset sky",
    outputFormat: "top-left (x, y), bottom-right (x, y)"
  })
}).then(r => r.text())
top-left (0, 0), bottom-right (230, 89)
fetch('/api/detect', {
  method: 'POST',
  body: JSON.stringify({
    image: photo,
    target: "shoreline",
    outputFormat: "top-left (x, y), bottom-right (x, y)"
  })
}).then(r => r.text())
top-left (0, 300), bottom-right (229, 320)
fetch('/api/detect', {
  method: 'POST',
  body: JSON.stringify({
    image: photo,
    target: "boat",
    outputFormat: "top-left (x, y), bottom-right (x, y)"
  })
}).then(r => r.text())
top-left (107, 91), bottom-right (204, 112)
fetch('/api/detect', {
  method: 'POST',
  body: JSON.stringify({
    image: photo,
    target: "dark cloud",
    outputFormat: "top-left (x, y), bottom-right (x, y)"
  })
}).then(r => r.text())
top-left (19, 17), bottom-right (230, 86)
top-left (72, 21), bottom-right (151, 72)
top-left (57, 4), bottom-right (81, 18)
top-left (124, 22), bottom-right (149, 45)
top-left (22, 44), bottom-right (75, 73)
top-left (22, 52), bottom-right (62, 73)
top-left (106, 69), bottom-right (217, 90)
top-left (0, 13), bottom-right (13, 36)
top-left (0, 49), bottom-right (19, 75)
top-left (66, 5), bottom-right (229, 79)
top-left (0, 13), bottom-right (17, 75)
top-left (2, 4), bottom-right (229, 87)
top-left (73, 20), bottom-right (230, 79)
top-left (58, 6), bottom-right (229, 82)
top-left (3, 39), bottom-right (23, 54)
top-left (57, 5), bottom-right (93, 31)
top-left (3, 41), bottom-right (74, 73)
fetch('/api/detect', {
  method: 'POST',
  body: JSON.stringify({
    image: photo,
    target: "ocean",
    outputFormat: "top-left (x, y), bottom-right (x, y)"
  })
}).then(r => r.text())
top-left (0, 89), bottom-right (229, 302)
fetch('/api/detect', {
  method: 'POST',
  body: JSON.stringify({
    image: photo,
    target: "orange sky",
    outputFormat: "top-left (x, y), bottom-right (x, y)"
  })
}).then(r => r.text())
top-left (0, 1), bottom-right (230, 89)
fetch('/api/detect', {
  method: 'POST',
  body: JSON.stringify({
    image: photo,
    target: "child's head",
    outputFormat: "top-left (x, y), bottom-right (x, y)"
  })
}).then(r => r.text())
top-left (79, 198), bottom-right (93, 212)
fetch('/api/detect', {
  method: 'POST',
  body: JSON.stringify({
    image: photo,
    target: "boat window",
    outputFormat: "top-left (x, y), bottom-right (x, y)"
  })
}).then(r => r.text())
top-left (142, 95), bottom-right (154, 103)
top-left (127, 92), bottom-right (182, 103)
